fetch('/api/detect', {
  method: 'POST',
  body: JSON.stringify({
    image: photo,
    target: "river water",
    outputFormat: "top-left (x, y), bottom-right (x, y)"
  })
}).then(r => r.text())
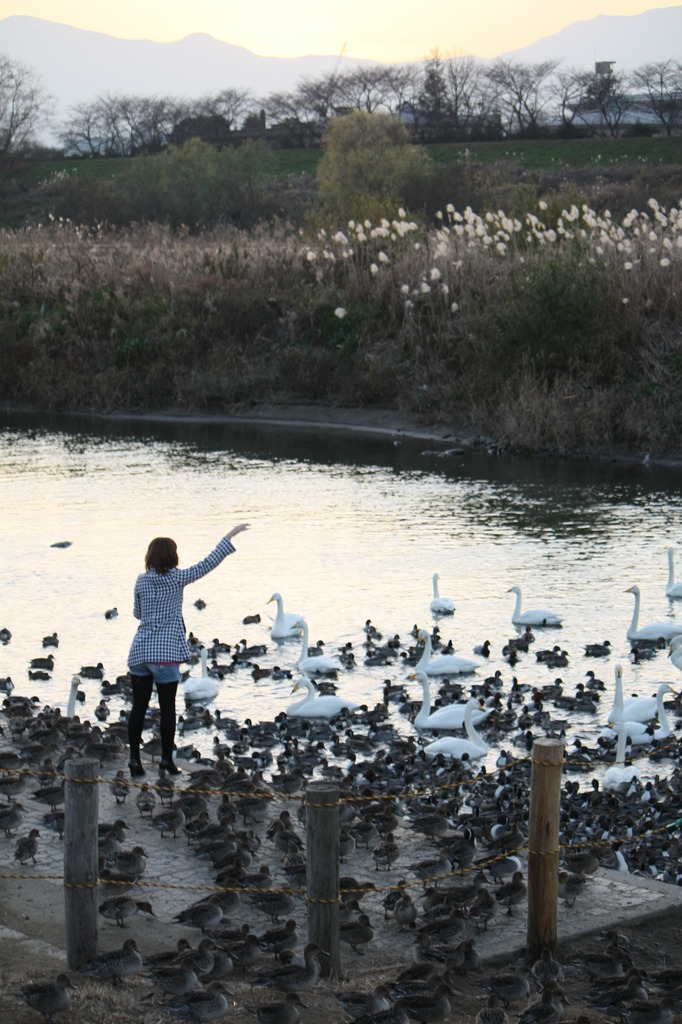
top-left (1, 408), bottom-right (682, 779)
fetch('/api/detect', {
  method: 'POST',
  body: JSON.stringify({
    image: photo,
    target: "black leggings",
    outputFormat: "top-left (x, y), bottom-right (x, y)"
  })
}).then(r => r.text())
top-left (127, 674), bottom-right (178, 763)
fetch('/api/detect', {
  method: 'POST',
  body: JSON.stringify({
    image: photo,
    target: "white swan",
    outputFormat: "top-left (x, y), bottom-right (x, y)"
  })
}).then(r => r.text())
top-left (508, 585), bottom-right (563, 627)
top-left (413, 629), bottom-right (479, 676)
top-left (602, 722), bottom-right (641, 793)
top-left (268, 592), bottom-right (304, 640)
top-left (650, 684), bottom-right (675, 741)
top-left (666, 548), bottom-right (682, 599)
top-left (184, 649), bottom-right (219, 703)
top-left (669, 634), bottom-right (682, 671)
top-left (293, 619), bottom-right (339, 675)
top-left (285, 675), bottom-right (360, 720)
top-left (606, 664), bottom-right (673, 724)
top-left (410, 671), bottom-right (491, 731)
top-left (626, 585), bottom-right (682, 642)
top-left (421, 698), bottom-right (488, 759)
top-left (430, 574), bottom-right (455, 615)
top-left (66, 675), bottom-right (82, 719)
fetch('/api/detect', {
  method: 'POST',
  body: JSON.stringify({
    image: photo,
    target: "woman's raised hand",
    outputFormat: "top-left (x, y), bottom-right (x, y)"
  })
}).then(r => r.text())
top-left (227, 523), bottom-right (250, 540)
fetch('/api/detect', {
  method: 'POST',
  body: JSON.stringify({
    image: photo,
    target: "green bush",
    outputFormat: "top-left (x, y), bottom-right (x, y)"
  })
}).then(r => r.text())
top-left (473, 252), bottom-right (624, 383)
top-left (316, 111), bottom-right (430, 222)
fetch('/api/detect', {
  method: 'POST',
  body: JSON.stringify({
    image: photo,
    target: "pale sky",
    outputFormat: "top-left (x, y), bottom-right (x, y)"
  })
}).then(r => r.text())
top-left (2, 1), bottom-right (679, 61)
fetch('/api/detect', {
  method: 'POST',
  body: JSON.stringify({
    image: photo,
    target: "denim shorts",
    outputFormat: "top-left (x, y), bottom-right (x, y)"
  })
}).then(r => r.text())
top-left (129, 662), bottom-right (181, 684)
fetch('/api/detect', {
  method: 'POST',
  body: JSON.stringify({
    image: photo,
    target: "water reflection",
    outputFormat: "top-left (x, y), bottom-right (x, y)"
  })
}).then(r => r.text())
top-left (1, 407), bottom-right (682, 781)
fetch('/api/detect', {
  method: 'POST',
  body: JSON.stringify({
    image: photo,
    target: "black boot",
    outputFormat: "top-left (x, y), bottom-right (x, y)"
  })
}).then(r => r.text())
top-left (158, 680), bottom-right (180, 774)
top-left (127, 673), bottom-right (153, 777)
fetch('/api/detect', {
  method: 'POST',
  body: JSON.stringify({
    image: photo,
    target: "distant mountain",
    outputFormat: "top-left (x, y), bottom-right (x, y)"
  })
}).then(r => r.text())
top-left (1, 9), bottom-right (681, 143)
top-left (0, 16), bottom-right (372, 130)
top-left (502, 5), bottom-right (682, 68)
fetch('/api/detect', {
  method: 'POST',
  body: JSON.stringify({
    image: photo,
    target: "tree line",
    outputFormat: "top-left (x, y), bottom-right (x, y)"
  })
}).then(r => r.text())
top-left (1, 49), bottom-right (682, 162)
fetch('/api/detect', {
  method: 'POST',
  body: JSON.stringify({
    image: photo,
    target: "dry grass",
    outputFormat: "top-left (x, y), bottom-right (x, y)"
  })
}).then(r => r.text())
top-left (0, 196), bottom-right (681, 454)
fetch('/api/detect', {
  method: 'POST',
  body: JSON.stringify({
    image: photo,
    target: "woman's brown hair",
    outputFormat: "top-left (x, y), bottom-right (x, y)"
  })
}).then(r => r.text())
top-left (145, 537), bottom-right (179, 574)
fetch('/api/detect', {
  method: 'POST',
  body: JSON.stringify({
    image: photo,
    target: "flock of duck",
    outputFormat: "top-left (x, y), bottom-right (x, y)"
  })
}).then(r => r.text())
top-left (4, 558), bottom-right (682, 1023)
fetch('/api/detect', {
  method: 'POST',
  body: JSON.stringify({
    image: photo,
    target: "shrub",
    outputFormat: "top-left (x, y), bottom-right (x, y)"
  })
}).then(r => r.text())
top-left (474, 252), bottom-right (623, 382)
top-left (316, 111), bottom-right (430, 222)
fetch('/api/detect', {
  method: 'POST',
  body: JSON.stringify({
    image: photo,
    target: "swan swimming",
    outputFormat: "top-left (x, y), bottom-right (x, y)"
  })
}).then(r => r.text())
top-left (421, 698), bottom-right (488, 759)
top-left (66, 675), bottom-right (82, 719)
top-left (285, 675), bottom-right (360, 720)
top-left (268, 593), bottom-right (304, 640)
top-left (410, 670), bottom-right (491, 731)
top-left (602, 721), bottom-right (641, 793)
top-left (293, 619), bottom-right (339, 675)
top-left (184, 648), bottom-right (219, 703)
top-left (648, 683), bottom-right (675, 741)
top-left (666, 548), bottom-right (682, 599)
top-left (626, 585), bottom-right (682, 642)
top-left (606, 663), bottom-right (673, 724)
top-left (413, 629), bottom-right (480, 676)
top-left (508, 586), bottom-right (563, 628)
top-left (669, 634), bottom-right (682, 672)
top-left (430, 574), bottom-right (455, 615)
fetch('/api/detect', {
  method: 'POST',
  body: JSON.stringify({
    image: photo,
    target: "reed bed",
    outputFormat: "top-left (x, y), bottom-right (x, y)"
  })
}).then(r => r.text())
top-left (0, 196), bottom-right (680, 455)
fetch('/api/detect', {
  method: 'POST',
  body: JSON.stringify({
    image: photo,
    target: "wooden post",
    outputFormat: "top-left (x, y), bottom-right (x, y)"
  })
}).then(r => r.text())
top-left (527, 738), bottom-right (563, 961)
top-left (64, 758), bottom-right (99, 969)
top-left (305, 782), bottom-right (340, 980)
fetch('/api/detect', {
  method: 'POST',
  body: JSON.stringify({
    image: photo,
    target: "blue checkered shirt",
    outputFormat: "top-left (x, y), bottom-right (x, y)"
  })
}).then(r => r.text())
top-left (127, 535), bottom-right (236, 667)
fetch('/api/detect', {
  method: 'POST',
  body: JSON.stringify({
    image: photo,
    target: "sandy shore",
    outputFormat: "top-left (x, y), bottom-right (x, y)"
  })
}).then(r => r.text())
top-left (5, 399), bottom-right (678, 466)
top-left (105, 403), bottom-right (487, 447)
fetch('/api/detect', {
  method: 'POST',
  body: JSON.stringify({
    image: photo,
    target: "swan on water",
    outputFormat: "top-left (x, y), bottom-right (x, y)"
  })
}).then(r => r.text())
top-left (602, 721), bottom-right (641, 793)
top-left (293, 619), bottom-right (339, 675)
top-left (184, 648), bottom-right (219, 703)
top-left (410, 670), bottom-right (491, 731)
top-left (421, 698), bottom-right (488, 759)
top-left (413, 629), bottom-right (479, 676)
top-left (669, 634), bottom-right (682, 671)
top-left (66, 675), bottom-right (82, 719)
top-left (430, 574), bottom-right (455, 615)
top-left (649, 684), bottom-right (675, 741)
top-left (600, 665), bottom-right (649, 745)
top-left (666, 548), bottom-right (682, 599)
top-left (285, 675), bottom-right (360, 720)
top-left (626, 585), bottom-right (682, 642)
top-left (508, 586), bottom-right (563, 628)
top-left (606, 663), bottom-right (674, 724)
top-left (268, 593), bottom-right (304, 640)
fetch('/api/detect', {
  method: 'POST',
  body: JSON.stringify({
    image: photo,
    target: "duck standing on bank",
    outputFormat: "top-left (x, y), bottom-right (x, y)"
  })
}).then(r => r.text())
top-left (20, 973), bottom-right (76, 1023)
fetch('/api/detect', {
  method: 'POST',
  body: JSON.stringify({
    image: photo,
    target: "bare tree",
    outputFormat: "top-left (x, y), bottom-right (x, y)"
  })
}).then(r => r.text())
top-left (337, 65), bottom-right (399, 113)
top-left (444, 55), bottom-right (494, 137)
top-left (573, 66), bottom-right (632, 137)
top-left (549, 67), bottom-right (585, 130)
top-left (191, 87), bottom-right (254, 130)
top-left (382, 65), bottom-right (417, 118)
top-left (135, 95), bottom-right (186, 152)
top-left (92, 94), bottom-right (131, 155)
top-left (485, 58), bottom-right (559, 136)
top-left (296, 72), bottom-right (345, 124)
top-left (630, 59), bottom-right (682, 136)
top-left (393, 63), bottom-right (428, 134)
top-left (0, 54), bottom-right (53, 160)
top-left (62, 100), bottom-right (107, 156)
top-left (62, 94), bottom-right (184, 155)
top-left (261, 88), bottom-right (324, 147)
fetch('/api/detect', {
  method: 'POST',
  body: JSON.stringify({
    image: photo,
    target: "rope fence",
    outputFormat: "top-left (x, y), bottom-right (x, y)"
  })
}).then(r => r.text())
top-left (1, 729), bottom-right (680, 966)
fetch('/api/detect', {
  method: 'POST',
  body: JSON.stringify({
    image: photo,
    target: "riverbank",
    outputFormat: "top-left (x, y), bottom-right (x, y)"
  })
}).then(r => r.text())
top-left (1, 206), bottom-right (681, 458)
top-left (4, 399), bottom-right (680, 469)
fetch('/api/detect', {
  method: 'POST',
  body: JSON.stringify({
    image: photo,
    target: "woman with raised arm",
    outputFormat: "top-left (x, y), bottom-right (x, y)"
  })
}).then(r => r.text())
top-left (126, 524), bottom-right (249, 776)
